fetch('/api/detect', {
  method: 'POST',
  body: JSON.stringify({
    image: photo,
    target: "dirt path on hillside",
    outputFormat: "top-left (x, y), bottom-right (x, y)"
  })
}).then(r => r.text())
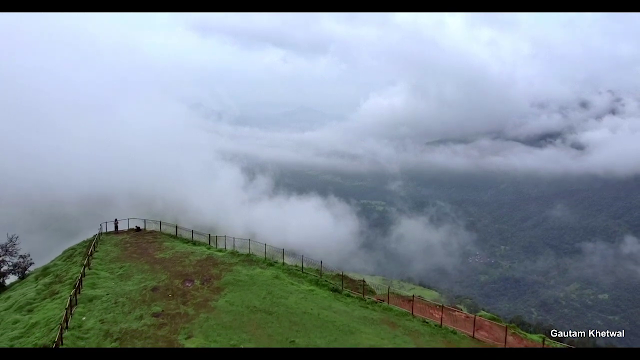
top-left (106, 229), bottom-right (232, 347)
top-left (374, 293), bottom-right (544, 347)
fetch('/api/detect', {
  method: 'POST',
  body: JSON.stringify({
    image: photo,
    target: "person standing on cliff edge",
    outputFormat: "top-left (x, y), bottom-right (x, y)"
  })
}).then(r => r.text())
top-left (114, 218), bottom-right (119, 233)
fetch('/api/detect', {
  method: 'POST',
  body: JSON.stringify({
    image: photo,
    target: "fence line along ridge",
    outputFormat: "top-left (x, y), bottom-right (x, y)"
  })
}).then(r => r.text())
top-left (52, 225), bottom-right (102, 348)
top-left (53, 217), bottom-right (572, 348)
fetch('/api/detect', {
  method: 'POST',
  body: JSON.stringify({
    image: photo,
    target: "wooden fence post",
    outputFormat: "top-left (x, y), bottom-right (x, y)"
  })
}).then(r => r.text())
top-left (225, 236), bottom-right (227, 250)
top-left (144, 219), bottom-right (146, 230)
top-left (208, 234), bottom-right (211, 246)
top-left (504, 325), bottom-right (508, 347)
top-left (264, 243), bottom-right (267, 259)
top-left (282, 248), bottom-right (285, 264)
top-left (249, 239), bottom-right (251, 254)
top-left (341, 272), bottom-right (344, 291)
top-left (542, 337), bottom-right (546, 348)
top-left (411, 295), bottom-right (415, 315)
top-left (160, 221), bottom-right (162, 232)
top-left (191, 229), bottom-right (194, 240)
top-left (387, 286), bottom-right (390, 304)
top-left (362, 278), bottom-right (365, 298)
top-left (320, 261), bottom-right (322, 278)
top-left (215, 235), bottom-right (218, 248)
top-left (472, 315), bottom-right (477, 338)
top-left (301, 255), bottom-right (304, 273)
top-left (440, 304), bottom-right (444, 327)
top-left (127, 218), bottom-right (130, 229)
top-left (233, 237), bottom-right (235, 251)
top-left (65, 308), bottom-right (69, 330)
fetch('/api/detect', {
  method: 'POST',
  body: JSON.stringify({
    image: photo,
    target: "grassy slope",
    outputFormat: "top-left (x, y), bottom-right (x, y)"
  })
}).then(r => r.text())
top-left (0, 238), bottom-right (94, 347)
top-left (59, 231), bottom-right (486, 347)
top-left (0, 228), bottom-right (562, 348)
top-left (350, 273), bottom-right (442, 302)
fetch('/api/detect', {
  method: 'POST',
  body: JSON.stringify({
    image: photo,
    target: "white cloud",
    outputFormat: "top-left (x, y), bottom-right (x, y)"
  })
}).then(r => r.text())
top-left (3, 13), bottom-right (640, 269)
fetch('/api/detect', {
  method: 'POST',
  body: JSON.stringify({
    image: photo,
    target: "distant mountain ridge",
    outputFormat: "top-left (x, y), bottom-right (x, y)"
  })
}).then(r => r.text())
top-left (425, 130), bottom-right (586, 151)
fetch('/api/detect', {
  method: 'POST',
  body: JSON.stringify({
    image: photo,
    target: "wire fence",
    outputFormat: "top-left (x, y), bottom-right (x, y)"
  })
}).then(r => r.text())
top-left (51, 225), bottom-right (102, 348)
top-left (55, 217), bottom-right (571, 348)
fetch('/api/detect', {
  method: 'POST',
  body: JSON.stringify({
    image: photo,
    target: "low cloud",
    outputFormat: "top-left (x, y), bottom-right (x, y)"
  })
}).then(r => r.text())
top-left (385, 212), bottom-right (476, 274)
top-left (547, 203), bottom-right (574, 221)
top-left (571, 235), bottom-right (640, 283)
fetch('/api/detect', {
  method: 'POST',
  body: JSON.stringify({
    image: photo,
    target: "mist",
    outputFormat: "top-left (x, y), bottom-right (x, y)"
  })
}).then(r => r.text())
top-left (2, 12), bottom-right (640, 278)
top-left (568, 235), bottom-right (640, 284)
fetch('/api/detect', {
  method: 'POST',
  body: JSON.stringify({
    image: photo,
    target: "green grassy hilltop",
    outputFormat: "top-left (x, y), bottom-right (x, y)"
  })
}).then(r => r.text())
top-left (0, 230), bottom-right (488, 347)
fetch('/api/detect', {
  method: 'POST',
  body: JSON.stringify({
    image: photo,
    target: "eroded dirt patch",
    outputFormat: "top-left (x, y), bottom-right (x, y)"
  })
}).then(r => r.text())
top-left (109, 230), bottom-right (232, 347)
top-left (381, 317), bottom-right (398, 330)
top-left (115, 230), bottom-right (164, 263)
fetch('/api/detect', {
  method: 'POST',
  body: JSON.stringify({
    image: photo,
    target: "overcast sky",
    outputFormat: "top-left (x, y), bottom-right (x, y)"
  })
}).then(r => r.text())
top-left (2, 13), bottom-right (640, 270)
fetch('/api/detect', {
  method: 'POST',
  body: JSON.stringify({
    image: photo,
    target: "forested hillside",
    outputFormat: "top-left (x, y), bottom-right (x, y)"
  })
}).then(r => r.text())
top-left (272, 167), bottom-right (640, 347)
